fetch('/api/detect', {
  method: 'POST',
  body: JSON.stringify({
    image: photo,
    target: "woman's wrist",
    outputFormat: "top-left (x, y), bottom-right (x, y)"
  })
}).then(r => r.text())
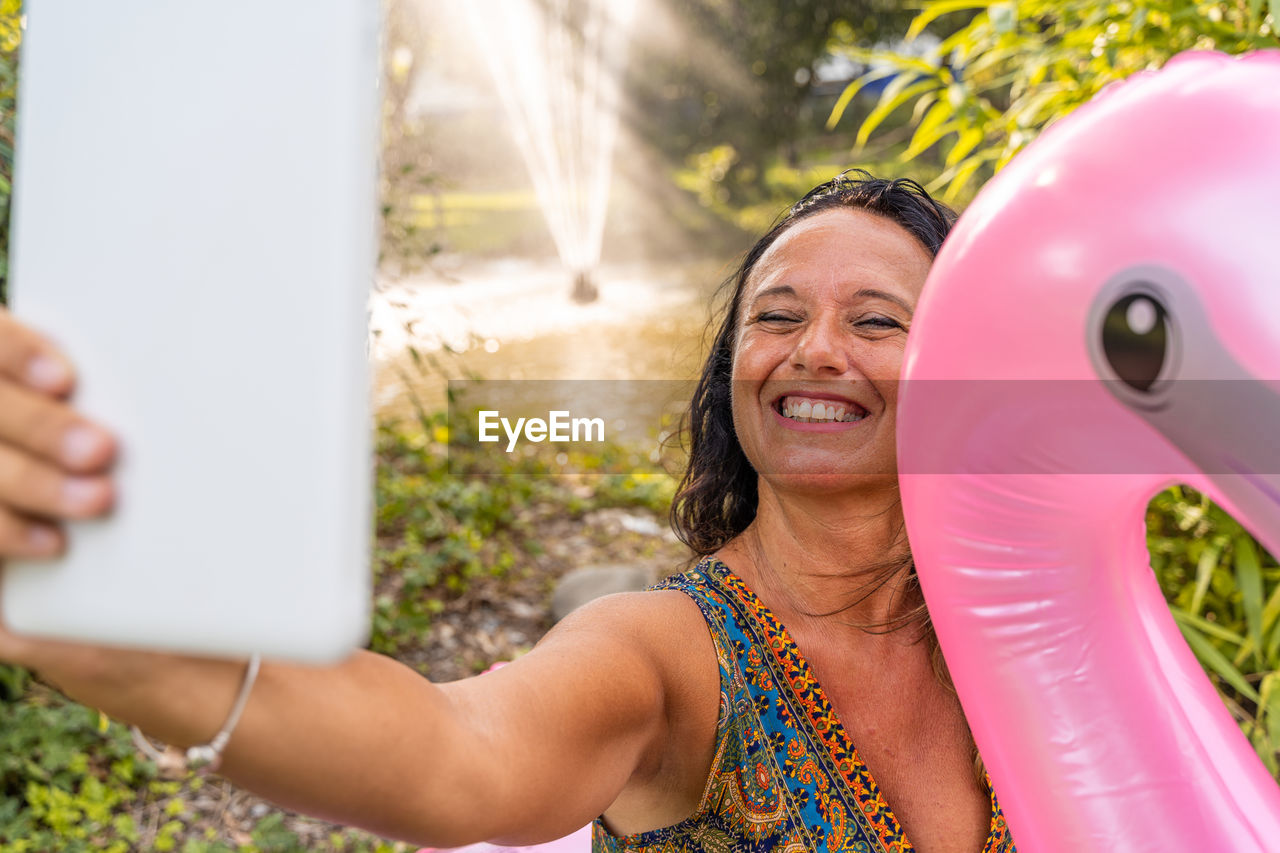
top-left (18, 634), bottom-right (119, 693)
top-left (22, 639), bottom-right (247, 749)
top-left (132, 653), bottom-right (260, 774)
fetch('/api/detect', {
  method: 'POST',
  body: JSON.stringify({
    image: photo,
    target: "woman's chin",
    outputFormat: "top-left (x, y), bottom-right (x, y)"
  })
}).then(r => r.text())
top-left (762, 469), bottom-right (900, 498)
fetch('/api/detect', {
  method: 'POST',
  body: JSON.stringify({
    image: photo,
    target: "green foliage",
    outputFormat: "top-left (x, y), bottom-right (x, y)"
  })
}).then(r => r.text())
top-left (0, 0), bottom-right (21, 305)
top-left (631, 0), bottom-right (915, 207)
top-left (832, 0), bottom-right (1279, 201)
top-left (673, 142), bottom-right (954, 235)
top-left (1148, 487), bottom-right (1280, 776)
top-left (245, 813), bottom-right (302, 852)
top-left (370, 408), bottom-right (676, 654)
top-left (379, 0), bottom-right (446, 272)
top-left (674, 146), bottom-right (856, 234)
top-left (0, 668), bottom-right (413, 850)
top-left (0, 674), bottom-right (151, 852)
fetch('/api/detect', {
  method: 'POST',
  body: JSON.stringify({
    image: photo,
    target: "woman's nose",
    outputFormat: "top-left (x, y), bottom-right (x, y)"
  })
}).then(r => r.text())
top-left (789, 314), bottom-right (849, 374)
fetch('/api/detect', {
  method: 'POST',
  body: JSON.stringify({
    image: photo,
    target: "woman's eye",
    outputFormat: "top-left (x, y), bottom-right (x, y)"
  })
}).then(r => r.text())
top-left (856, 316), bottom-right (902, 330)
top-left (756, 312), bottom-right (799, 324)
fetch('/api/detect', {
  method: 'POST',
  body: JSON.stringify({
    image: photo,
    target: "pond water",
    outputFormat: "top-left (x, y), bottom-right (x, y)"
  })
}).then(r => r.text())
top-left (370, 257), bottom-right (732, 437)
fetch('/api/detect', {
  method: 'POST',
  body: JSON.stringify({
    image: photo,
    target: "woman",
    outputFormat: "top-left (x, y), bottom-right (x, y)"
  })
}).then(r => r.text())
top-left (0, 173), bottom-right (1014, 852)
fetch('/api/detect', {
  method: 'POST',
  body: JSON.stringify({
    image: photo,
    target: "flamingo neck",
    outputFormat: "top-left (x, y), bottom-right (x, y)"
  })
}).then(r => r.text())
top-left (916, 473), bottom-right (1280, 850)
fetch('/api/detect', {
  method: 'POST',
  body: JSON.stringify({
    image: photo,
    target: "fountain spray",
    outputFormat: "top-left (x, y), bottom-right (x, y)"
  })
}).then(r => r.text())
top-left (465, 0), bottom-right (638, 303)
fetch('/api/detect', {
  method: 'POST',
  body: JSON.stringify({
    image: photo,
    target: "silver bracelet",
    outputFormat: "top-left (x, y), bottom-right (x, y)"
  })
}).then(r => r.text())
top-left (130, 653), bottom-right (261, 775)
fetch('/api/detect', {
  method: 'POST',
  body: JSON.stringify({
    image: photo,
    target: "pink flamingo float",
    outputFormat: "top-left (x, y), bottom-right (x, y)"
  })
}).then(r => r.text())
top-left (899, 50), bottom-right (1280, 850)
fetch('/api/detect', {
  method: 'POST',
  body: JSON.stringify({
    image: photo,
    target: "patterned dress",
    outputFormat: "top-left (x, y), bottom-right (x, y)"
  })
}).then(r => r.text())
top-left (592, 557), bottom-right (1018, 853)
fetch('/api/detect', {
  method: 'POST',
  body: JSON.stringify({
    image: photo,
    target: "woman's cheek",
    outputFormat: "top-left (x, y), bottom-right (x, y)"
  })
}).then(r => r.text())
top-left (731, 334), bottom-right (783, 382)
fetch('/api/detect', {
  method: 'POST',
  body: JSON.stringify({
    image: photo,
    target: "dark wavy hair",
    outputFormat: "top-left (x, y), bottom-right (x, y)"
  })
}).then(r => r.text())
top-left (670, 169), bottom-right (958, 562)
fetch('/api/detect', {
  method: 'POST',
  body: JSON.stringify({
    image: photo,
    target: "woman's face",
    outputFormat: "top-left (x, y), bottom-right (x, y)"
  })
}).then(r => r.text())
top-left (730, 207), bottom-right (933, 494)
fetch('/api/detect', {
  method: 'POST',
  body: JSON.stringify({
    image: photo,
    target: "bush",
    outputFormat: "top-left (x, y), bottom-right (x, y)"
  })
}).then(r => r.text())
top-left (369, 409), bottom-right (677, 654)
top-left (832, 0), bottom-right (1278, 201)
top-left (0, 666), bottom-right (150, 852)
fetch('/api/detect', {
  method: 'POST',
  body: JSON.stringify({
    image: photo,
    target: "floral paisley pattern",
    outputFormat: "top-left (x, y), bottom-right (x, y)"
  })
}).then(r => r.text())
top-left (592, 557), bottom-right (1017, 853)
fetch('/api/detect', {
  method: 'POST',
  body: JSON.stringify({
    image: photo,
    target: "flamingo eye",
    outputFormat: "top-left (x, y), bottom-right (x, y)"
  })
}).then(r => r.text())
top-left (1101, 292), bottom-right (1170, 392)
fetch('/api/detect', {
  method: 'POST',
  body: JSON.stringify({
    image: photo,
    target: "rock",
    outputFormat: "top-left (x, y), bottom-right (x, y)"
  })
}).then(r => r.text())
top-left (551, 565), bottom-right (655, 622)
top-left (584, 508), bottom-right (682, 543)
top-left (506, 599), bottom-right (545, 622)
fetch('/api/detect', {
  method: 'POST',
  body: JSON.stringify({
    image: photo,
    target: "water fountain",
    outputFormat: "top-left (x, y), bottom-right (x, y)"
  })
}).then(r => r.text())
top-left (464, 0), bottom-right (638, 302)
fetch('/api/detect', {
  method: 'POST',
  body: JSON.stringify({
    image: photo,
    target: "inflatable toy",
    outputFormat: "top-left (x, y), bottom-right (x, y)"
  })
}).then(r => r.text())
top-left (899, 50), bottom-right (1280, 851)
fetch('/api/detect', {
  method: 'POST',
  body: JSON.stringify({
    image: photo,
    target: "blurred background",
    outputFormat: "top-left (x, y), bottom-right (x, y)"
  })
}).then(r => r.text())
top-left (0, 1), bottom-right (1278, 850)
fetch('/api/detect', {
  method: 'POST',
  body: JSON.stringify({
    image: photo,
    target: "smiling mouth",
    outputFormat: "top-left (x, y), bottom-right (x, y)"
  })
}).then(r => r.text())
top-left (775, 394), bottom-right (868, 424)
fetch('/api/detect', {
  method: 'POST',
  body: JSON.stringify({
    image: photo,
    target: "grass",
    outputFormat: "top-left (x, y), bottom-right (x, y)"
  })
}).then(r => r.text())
top-left (387, 190), bottom-right (554, 260)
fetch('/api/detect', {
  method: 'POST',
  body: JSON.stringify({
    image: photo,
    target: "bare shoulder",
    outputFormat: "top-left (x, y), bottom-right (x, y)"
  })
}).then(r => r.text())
top-left (545, 587), bottom-right (710, 656)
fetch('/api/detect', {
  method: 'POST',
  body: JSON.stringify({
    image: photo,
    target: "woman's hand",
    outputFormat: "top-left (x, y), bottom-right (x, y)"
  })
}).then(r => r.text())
top-left (0, 304), bottom-right (117, 667)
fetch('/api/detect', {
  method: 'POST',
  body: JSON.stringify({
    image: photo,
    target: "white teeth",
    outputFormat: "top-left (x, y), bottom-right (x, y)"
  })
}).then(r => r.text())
top-left (778, 396), bottom-right (866, 423)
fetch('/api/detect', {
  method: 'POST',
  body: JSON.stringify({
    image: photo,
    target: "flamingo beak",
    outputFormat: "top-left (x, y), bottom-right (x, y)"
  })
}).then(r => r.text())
top-left (1142, 378), bottom-right (1280, 556)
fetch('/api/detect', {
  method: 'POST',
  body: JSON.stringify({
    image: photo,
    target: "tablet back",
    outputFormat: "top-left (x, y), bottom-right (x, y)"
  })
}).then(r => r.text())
top-left (4, 1), bottom-right (380, 663)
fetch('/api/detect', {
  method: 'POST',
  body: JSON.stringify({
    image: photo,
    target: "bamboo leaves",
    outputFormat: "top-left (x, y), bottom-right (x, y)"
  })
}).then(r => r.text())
top-left (906, 0), bottom-right (1001, 42)
top-left (827, 0), bottom-right (1279, 202)
top-left (1237, 536), bottom-right (1267, 670)
top-left (1176, 612), bottom-right (1262, 705)
top-left (1151, 489), bottom-right (1280, 779)
top-left (856, 79), bottom-right (940, 148)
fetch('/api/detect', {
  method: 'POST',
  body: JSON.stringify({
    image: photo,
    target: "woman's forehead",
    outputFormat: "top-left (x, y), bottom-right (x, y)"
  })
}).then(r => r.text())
top-left (745, 208), bottom-right (932, 303)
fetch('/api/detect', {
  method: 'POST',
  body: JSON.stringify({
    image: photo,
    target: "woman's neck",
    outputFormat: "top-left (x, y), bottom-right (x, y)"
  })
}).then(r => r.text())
top-left (716, 477), bottom-right (924, 639)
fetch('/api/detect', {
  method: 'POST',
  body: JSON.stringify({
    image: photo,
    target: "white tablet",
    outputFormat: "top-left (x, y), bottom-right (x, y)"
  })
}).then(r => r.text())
top-left (3, 1), bottom-right (381, 663)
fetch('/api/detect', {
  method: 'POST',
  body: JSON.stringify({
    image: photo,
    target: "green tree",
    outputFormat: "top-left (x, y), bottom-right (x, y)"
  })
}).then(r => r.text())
top-left (628, 0), bottom-right (915, 202)
top-left (831, 0), bottom-right (1278, 202)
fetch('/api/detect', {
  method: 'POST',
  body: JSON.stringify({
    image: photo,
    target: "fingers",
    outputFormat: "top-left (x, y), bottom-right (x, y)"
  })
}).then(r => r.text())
top-left (0, 380), bottom-right (115, 473)
top-left (0, 308), bottom-right (116, 568)
top-left (0, 442), bottom-right (114, 520)
top-left (0, 307), bottom-right (75, 397)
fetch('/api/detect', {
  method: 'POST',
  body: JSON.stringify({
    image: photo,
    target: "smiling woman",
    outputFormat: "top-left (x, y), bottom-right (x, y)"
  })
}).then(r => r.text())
top-left (0, 171), bottom-right (1014, 853)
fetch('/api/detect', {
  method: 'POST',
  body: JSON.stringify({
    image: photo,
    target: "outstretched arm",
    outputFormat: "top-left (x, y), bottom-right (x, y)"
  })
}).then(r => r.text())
top-left (0, 306), bottom-right (716, 846)
top-left (6, 589), bottom-right (691, 847)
